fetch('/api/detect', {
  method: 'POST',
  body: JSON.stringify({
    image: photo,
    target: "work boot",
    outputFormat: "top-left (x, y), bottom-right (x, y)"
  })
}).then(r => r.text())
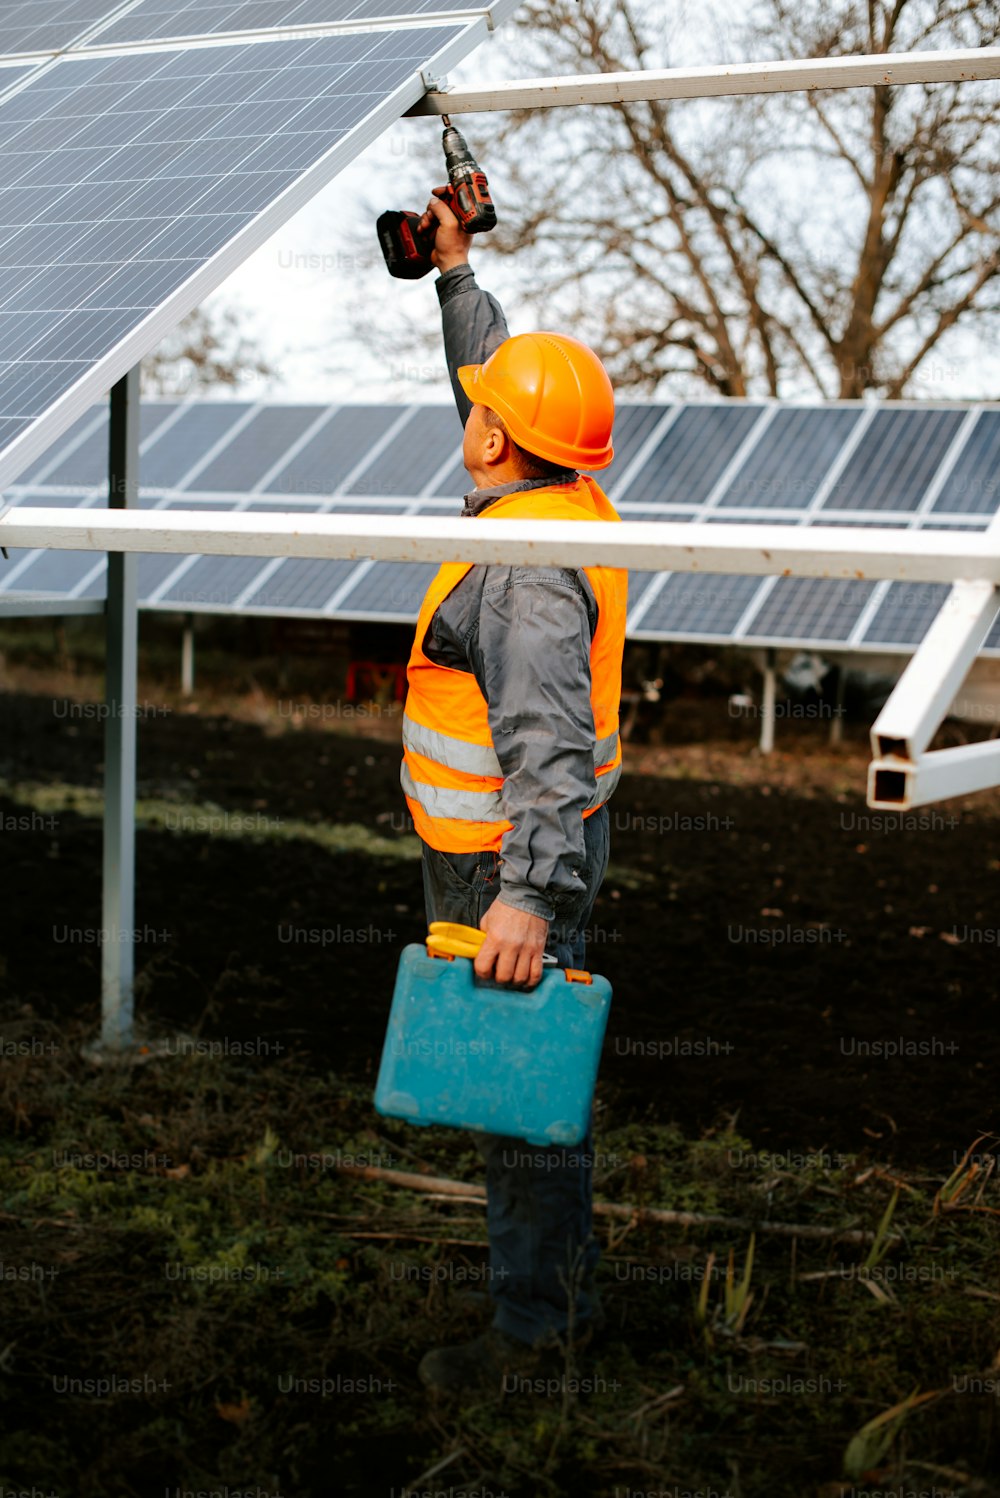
top-left (417, 1323), bottom-right (594, 1400)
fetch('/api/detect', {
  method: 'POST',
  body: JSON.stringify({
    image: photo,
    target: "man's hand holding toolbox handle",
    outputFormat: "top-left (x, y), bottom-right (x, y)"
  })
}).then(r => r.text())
top-left (428, 917), bottom-right (555, 991)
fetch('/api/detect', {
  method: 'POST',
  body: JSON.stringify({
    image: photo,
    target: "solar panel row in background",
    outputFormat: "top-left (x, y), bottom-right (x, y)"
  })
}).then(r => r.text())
top-left (2, 399), bottom-right (998, 655)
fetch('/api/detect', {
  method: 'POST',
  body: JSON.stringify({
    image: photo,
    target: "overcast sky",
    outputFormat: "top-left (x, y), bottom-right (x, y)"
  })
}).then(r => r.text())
top-left (187, 4), bottom-right (1000, 408)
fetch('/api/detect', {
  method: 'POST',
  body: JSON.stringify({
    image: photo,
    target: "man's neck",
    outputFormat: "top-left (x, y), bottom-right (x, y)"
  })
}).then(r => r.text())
top-left (461, 469), bottom-right (578, 518)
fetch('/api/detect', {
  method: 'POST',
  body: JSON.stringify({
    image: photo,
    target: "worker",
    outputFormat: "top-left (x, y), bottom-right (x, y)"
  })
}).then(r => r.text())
top-left (403, 186), bottom-right (628, 1400)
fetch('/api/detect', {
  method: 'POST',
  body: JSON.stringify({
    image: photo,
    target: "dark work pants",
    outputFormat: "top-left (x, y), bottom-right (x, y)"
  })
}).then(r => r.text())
top-left (419, 805), bottom-right (610, 1347)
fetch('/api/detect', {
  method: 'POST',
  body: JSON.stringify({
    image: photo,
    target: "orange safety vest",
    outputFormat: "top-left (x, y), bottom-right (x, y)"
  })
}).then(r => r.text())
top-left (401, 475), bottom-right (628, 854)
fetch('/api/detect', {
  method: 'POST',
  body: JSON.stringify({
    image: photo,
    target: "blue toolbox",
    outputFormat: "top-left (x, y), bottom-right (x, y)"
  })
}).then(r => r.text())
top-left (374, 922), bottom-right (613, 1147)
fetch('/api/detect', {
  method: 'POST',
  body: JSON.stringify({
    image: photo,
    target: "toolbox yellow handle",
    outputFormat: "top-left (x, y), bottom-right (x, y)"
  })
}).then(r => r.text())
top-left (425, 922), bottom-right (592, 982)
top-left (426, 921), bottom-right (487, 959)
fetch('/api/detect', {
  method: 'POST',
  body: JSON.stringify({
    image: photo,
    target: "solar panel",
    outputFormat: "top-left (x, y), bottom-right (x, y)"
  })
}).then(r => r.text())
top-left (10, 400), bottom-right (182, 486)
top-left (241, 556), bottom-right (356, 610)
top-left (0, 1), bottom-right (126, 58)
top-left (0, 2), bottom-right (516, 489)
top-left (337, 558), bottom-right (438, 616)
top-left (717, 405), bottom-right (859, 510)
top-left (931, 411), bottom-right (1000, 515)
top-left (860, 582), bottom-right (952, 648)
top-left (268, 405), bottom-right (405, 496)
top-left (616, 404), bottom-right (764, 507)
top-left (155, 551), bottom-right (281, 606)
top-left (0, 64), bottom-right (38, 92)
top-left (599, 403), bottom-right (672, 496)
top-left (191, 405), bottom-right (318, 490)
top-left (139, 402), bottom-right (253, 486)
top-left (634, 572), bottom-right (765, 638)
top-left (84, 0), bottom-right (501, 49)
top-left (237, 504), bottom-right (409, 610)
top-left (821, 408), bottom-right (967, 512)
top-left (427, 451), bottom-right (472, 496)
top-left (740, 577), bottom-right (877, 643)
top-left (345, 406), bottom-right (457, 497)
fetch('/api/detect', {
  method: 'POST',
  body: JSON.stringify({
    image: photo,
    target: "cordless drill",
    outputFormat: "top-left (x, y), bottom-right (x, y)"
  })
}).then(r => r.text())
top-left (377, 116), bottom-right (497, 279)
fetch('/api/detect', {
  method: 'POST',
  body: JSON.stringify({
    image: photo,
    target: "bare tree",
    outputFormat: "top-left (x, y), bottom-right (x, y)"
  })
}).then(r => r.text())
top-left (142, 305), bottom-right (276, 398)
top-left (473, 0), bottom-right (1000, 399)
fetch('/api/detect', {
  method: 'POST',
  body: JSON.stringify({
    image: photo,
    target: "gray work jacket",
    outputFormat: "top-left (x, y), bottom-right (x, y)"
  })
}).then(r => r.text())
top-left (416, 263), bottom-right (616, 922)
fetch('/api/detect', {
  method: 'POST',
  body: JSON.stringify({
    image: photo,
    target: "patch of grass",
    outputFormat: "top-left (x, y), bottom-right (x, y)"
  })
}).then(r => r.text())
top-left (1, 1003), bottom-right (999, 1498)
top-left (0, 774), bottom-right (421, 860)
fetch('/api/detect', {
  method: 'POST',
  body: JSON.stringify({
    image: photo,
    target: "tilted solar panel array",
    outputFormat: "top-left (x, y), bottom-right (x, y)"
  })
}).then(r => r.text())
top-left (0, 0), bottom-right (519, 487)
top-left (2, 397), bottom-right (998, 655)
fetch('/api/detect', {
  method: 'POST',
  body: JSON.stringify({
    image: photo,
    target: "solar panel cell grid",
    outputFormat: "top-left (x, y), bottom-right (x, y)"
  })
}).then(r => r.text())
top-left (704, 513), bottom-right (800, 524)
top-left (158, 552), bottom-right (276, 605)
top-left (265, 406), bottom-right (400, 497)
top-left (192, 405), bottom-right (323, 490)
top-left (86, 0), bottom-right (487, 48)
top-left (345, 406), bottom-right (459, 497)
top-left (243, 556), bottom-right (361, 610)
top-left (638, 573), bottom-right (764, 637)
top-left (599, 403), bottom-right (671, 496)
top-left (428, 452), bottom-right (470, 497)
top-left (0, 24), bottom-right (465, 473)
top-left (23, 399), bottom-right (183, 485)
top-left (821, 408), bottom-right (967, 512)
top-left (719, 405), bottom-right (858, 509)
top-left (1, 537), bottom-right (97, 594)
top-left (139, 403), bottom-right (253, 487)
top-left (616, 404), bottom-right (764, 507)
top-left (0, 0), bottom-right (123, 57)
top-left (741, 576), bottom-right (876, 643)
top-left (861, 581), bottom-right (952, 647)
top-left (931, 411), bottom-right (1000, 516)
top-left (339, 559), bottom-right (437, 614)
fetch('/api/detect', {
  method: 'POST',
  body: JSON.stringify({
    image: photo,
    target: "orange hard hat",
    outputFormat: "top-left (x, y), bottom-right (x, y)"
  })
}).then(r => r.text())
top-left (457, 331), bottom-right (615, 470)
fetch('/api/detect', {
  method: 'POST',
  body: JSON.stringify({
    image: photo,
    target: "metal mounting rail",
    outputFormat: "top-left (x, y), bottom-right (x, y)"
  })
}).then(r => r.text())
top-left (405, 47), bottom-right (1000, 115)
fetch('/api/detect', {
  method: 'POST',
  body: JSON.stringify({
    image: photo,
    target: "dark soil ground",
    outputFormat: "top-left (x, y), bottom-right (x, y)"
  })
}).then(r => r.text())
top-left (1, 660), bottom-right (998, 1171)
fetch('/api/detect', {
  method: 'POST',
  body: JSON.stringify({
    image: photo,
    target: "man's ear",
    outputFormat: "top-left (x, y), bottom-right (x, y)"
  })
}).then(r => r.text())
top-left (481, 418), bottom-right (507, 468)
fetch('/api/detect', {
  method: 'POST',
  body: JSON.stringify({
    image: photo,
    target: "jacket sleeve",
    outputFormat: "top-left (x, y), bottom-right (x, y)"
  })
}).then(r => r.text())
top-left (467, 567), bottom-right (599, 922)
top-left (436, 264), bottom-right (510, 427)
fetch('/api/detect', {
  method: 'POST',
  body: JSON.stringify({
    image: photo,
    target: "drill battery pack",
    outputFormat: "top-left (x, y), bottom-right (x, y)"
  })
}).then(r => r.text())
top-left (373, 923), bottom-right (613, 1147)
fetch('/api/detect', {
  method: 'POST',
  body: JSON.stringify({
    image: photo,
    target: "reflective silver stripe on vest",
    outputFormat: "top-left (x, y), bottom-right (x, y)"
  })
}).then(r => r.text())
top-left (401, 761), bottom-right (506, 822)
top-left (405, 715), bottom-right (619, 778)
top-left (588, 758), bottom-right (621, 809)
top-left (403, 716), bottom-right (503, 778)
top-left (402, 758), bottom-right (621, 825)
top-left (594, 730), bottom-right (619, 768)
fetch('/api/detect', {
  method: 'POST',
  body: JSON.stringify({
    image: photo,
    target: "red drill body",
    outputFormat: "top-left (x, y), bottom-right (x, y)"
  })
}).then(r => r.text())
top-left (377, 116), bottom-right (497, 280)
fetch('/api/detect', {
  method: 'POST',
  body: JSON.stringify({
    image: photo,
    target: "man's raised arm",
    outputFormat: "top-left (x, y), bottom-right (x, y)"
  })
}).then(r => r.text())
top-left (417, 190), bottom-right (510, 424)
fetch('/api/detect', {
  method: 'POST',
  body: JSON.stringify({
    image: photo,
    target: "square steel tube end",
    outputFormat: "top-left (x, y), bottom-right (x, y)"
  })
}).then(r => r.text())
top-left (868, 760), bottom-right (912, 811)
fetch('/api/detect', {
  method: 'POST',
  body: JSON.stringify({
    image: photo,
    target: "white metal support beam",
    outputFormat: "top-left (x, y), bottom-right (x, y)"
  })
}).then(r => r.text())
top-left (181, 614), bottom-right (195, 696)
top-left (405, 46), bottom-right (1000, 115)
top-left (867, 578), bottom-right (1000, 810)
top-left (7, 507), bottom-right (1000, 810)
top-left (4, 511), bottom-right (1000, 583)
top-left (871, 740), bottom-right (1000, 811)
top-left (760, 648), bottom-right (777, 754)
top-left (869, 580), bottom-right (1000, 763)
top-left (101, 366), bottom-right (140, 1052)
